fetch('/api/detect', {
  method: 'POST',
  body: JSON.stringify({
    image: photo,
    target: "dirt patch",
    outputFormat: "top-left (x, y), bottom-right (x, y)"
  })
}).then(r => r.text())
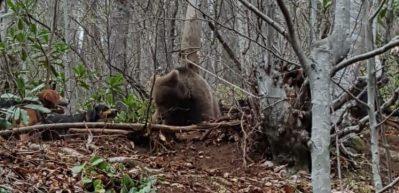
top-left (0, 133), bottom-right (310, 193)
top-left (2, 127), bottom-right (399, 193)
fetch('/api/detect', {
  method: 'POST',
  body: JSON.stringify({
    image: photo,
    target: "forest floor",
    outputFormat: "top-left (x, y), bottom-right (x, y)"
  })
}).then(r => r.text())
top-left (0, 128), bottom-right (399, 193)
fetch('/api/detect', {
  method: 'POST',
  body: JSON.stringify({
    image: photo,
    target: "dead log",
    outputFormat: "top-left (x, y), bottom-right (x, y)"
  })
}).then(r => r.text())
top-left (0, 121), bottom-right (241, 136)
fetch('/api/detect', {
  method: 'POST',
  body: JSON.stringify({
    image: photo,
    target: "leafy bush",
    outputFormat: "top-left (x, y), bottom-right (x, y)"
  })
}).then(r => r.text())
top-left (1, 0), bottom-right (151, 124)
top-left (0, 0), bottom-right (69, 95)
top-left (77, 72), bottom-right (152, 123)
top-left (72, 156), bottom-right (157, 193)
top-left (114, 94), bottom-right (153, 123)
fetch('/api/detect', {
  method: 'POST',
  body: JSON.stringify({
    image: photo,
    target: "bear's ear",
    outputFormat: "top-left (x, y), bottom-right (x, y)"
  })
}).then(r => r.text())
top-left (168, 70), bottom-right (179, 84)
top-left (158, 70), bottom-right (179, 86)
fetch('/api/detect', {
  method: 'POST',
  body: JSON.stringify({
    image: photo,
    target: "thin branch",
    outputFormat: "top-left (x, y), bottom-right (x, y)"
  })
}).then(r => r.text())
top-left (182, 1), bottom-right (301, 66)
top-left (332, 117), bottom-right (368, 140)
top-left (185, 57), bottom-right (260, 98)
top-left (237, 0), bottom-right (286, 36)
top-left (332, 36), bottom-right (399, 76)
top-left (207, 20), bottom-right (242, 72)
top-left (275, 0), bottom-right (309, 70)
top-left (26, 13), bottom-right (149, 98)
top-left (144, 10), bottom-right (161, 129)
top-left (331, 107), bottom-right (344, 192)
top-left (340, 141), bottom-right (361, 158)
top-left (26, 13), bottom-right (52, 31)
top-left (333, 87), bottom-right (399, 139)
top-left (377, 106), bottom-right (399, 128)
top-left (369, 0), bottom-right (387, 22)
top-left (238, 0), bottom-right (309, 70)
top-left (69, 17), bottom-right (149, 98)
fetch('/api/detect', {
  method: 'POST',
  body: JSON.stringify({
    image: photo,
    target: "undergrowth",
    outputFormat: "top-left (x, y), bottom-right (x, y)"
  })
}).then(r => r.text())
top-left (72, 156), bottom-right (157, 193)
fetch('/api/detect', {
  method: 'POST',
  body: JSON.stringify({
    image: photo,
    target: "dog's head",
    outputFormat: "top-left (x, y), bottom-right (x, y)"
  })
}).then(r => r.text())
top-left (38, 89), bottom-right (69, 111)
top-left (86, 104), bottom-right (118, 122)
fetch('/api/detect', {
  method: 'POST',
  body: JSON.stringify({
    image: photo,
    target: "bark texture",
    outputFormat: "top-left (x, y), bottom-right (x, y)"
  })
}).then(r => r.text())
top-left (307, 1), bottom-right (350, 192)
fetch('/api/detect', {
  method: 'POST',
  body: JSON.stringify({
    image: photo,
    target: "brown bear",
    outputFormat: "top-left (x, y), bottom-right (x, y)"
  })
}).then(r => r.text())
top-left (152, 66), bottom-right (220, 126)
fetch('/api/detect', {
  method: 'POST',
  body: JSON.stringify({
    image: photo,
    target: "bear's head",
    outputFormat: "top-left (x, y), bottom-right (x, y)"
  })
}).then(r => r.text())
top-left (152, 69), bottom-right (196, 124)
top-left (153, 70), bottom-right (190, 106)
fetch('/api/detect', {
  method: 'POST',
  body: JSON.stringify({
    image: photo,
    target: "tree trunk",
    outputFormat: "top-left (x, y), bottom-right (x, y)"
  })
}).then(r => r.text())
top-left (364, 0), bottom-right (383, 190)
top-left (308, 40), bottom-right (334, 193)
top-left (255, 0), bottom-right (304, 170)
top-left (109, 0), bottom-right (129, 73)
top-left (82, 0), bottom-right (102, 96)
top-left (180, 0), bottom-right (201, 72)
top-left (308, 1), bottom-right (350, 192)
top-left (130, 11), bottom-right (142, 82)
top-left (62, 0), bottom-right (78, 113)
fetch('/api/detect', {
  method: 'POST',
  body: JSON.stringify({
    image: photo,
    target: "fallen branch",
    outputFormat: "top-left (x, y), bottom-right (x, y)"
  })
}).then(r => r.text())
top-left (1, 121), bottom-right (241, 136)
top-left (332, 116), bottom-right (368, 140)
top-left (377, 176), bottom-right (399, 193)
top-left (332, 79), bottom-right (368, 110)
top-left (332, 83), bottom-right (363, 111)
top-left (332, 75), bottom-right (389, 111)
top-left (332, 83), bottom-right (399, 140)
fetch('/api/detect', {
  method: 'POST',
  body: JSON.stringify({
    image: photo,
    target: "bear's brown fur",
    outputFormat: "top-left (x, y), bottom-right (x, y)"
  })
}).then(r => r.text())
top-left (152, 67), bottom-right (220, 125)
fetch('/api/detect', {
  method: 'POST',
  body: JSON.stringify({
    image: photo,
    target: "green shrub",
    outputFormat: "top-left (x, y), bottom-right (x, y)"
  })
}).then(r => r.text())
top-left (72, 156), bottom-right (157, 193)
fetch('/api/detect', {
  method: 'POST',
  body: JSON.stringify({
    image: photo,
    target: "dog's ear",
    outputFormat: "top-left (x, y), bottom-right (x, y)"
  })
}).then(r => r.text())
top-left (23, 109), bottom-right (41, 126)
top-left (85, 109), bottom-right (98, 122)
top-left (94, 103), bottom-right (107, 110)
top-left (38, 89), bottom-right (68, 108)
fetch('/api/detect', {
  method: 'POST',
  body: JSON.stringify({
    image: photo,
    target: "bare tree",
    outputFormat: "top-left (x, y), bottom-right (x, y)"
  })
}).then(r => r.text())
top-left (238, 0), bottom-right (350, 192)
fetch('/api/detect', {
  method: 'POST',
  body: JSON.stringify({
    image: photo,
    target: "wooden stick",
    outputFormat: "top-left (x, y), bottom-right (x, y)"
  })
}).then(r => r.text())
top-left (1, 121), bottom-right (240, 136)
top-left (69, 128), bottom-right (131, 135)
